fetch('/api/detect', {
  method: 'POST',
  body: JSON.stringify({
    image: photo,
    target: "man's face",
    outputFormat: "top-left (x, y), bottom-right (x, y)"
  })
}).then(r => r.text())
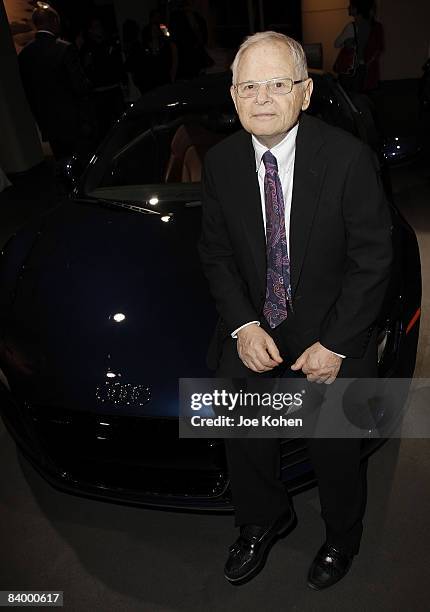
top-left (230, 41), bottom-right (313, 147)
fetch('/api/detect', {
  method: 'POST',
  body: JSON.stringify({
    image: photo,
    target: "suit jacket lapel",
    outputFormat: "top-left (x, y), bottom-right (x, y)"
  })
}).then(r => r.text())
top-left (289, 113), bottom-right (326, 297)
top-left (235, 132), bottom-right (267, 290)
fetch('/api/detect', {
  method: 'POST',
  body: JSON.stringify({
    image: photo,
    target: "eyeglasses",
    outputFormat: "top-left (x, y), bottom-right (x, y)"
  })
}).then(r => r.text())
top-left (234, 76), bottom-right (307, 98)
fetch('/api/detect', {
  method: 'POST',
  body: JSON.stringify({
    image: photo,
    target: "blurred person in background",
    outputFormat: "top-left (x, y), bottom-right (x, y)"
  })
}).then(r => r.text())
top-left (169, 0), bottom-right (213, 79)
top-left (334, 0), bottom-right (384, 94)
top-left (18, 2), bottom-right (93, 160)
top-left (80, 16), bottom-right (126, 143)
top-left (140, 9), bottom-right (178, 94)
top-left (123, 19), bottom-right (146, 96)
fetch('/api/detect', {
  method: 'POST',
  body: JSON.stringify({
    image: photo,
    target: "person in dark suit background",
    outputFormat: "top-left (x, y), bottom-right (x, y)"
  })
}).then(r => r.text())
top-left (198, 31), bottom-right (393, 589)
top-left (169, 0), bottom-right (212, 79)
top-left (79, 16), bottom-right (126, 144)
top-left (140, 9), bottom-right (178, 93)
top-left (18, 3), bottom-right (93, 160)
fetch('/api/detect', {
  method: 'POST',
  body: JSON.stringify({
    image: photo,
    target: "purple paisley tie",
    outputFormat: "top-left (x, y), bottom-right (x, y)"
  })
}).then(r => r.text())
top-left (262, 150), bottom-right (292, 328)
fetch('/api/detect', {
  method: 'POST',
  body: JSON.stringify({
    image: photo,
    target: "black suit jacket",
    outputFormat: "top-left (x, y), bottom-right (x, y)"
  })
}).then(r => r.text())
top-left (18, 32), bottom-right (91, 142)
top-left (198, 112), bottom-right (393, 370)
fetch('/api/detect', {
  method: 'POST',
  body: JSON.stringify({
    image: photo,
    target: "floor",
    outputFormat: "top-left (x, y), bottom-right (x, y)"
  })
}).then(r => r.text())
top-left (0, 90), bottom-right (430, 610)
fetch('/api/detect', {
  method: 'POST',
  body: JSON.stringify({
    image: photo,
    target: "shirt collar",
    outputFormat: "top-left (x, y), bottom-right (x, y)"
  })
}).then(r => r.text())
top-left (252, 121), bottom-right (299, 173)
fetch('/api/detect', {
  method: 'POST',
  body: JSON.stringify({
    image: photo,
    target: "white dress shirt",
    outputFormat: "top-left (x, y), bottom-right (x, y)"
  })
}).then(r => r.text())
top-left (231, 123), bottom-right (345, 359)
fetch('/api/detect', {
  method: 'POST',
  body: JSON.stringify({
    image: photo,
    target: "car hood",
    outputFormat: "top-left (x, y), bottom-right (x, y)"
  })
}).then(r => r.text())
top-left (0, 199), bottom-right (218, 416)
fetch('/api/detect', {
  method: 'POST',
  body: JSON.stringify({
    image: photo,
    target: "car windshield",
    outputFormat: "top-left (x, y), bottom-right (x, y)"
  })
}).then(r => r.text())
top-left (82, 73), bottom-right (360, 207)
top-left (83, 103), bottom-right (240, 206)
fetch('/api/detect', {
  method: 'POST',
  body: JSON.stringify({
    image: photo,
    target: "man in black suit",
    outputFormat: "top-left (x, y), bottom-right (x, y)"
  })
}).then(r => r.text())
top-left (18, 3), bottom-right (92, 160)
top-left (198, 31), bottom-right (392, 589)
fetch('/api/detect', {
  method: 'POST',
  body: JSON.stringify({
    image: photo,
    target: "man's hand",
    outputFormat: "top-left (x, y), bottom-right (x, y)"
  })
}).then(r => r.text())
top-left (237, 324), bottom-right (283, 373)
top-left (290, 342), bottom-right (342, 384)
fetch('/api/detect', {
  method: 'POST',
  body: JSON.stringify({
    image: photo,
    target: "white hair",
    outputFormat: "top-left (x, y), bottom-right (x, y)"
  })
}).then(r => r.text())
top-left (230, 31), bottom-right (308, 84)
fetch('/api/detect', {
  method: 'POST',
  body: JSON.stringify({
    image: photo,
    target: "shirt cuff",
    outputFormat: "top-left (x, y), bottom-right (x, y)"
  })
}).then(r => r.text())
top-left (321, 344), bottom-right (346, 358)
top-left (231, 321), bottom-right (260, 338)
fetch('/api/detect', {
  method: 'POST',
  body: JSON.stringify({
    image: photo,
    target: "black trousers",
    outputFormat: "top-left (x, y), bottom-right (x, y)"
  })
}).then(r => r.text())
top-left (215, 317), bottom-right (378, 556)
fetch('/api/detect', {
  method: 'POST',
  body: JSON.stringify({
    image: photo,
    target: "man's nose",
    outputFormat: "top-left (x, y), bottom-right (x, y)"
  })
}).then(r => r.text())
top-left (255, 83), bottom-right (272, 104)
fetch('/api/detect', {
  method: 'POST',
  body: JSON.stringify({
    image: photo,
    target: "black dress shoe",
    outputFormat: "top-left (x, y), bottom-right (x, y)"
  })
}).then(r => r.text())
top-left (307, 543), bottom-right (353, 590)
top-left (224, 508), bottom-right (297, 585)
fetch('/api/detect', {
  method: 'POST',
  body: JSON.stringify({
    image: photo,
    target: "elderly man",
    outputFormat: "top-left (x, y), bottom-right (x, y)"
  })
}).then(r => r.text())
top-left (198, 31), bottom-right (392, 589)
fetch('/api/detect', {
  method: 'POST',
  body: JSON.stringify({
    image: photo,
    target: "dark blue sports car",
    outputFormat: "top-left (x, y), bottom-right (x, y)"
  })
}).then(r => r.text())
top-left (0, 71), bottom-right (421, 509)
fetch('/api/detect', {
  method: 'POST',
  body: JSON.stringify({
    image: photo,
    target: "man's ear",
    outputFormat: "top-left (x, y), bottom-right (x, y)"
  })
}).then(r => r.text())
top-left (301, 78), bottom-right (313, 111)
top-left (230, 85), bottom-right (238, 112)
